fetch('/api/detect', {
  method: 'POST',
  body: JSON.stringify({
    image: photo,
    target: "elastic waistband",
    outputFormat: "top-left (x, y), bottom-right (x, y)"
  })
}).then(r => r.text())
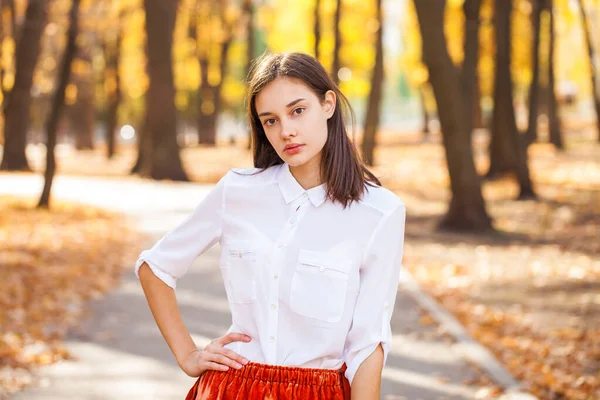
top-left (225, 361), bottom-right (347, 387)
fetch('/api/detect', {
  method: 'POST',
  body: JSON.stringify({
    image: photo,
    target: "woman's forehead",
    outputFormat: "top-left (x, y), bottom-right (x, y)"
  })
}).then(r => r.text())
top-left (255, 77), bottom-right (316, 111)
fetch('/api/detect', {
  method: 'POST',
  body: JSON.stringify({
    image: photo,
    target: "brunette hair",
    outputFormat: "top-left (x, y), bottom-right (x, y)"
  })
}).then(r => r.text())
top-left (245, 52), bottom-right (380, 208)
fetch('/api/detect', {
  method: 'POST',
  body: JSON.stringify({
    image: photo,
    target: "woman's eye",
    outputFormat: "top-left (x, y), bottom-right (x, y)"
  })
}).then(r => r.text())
top-left (264, 118), bottom-right (276, 127)
top-left (293, 107), bottom-right (305, 116)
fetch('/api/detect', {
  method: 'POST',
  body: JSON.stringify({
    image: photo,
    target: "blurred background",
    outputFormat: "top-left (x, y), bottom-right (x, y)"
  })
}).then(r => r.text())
top-left (0, 0), bottom-right (599, 399)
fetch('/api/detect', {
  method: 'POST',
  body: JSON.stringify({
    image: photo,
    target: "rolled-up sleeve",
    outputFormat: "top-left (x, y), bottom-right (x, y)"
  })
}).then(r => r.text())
top-left (343, 203), bottom-right (406, 385)
top-left (134, 171), bottom-right (230, 289)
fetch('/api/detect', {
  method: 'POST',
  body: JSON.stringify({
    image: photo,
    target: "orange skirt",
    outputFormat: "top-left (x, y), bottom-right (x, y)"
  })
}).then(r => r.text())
top-left (186, 361), bottom-right (351, 400)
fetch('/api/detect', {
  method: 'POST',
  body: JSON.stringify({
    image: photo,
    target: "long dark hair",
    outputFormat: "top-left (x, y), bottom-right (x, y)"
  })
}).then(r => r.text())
top-left (245, 52), bottom-right (380, 209)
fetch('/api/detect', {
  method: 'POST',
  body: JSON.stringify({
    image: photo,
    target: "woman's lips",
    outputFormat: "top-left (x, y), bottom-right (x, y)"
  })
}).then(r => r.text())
top-left (284, 145), bottom-right (303, 155)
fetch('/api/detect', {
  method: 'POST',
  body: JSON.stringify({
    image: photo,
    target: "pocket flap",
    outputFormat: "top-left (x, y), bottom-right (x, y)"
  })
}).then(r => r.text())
top-left (298, 249), bottom-right (348, 272)
top-left (227, 240), bottom-right (258, 259)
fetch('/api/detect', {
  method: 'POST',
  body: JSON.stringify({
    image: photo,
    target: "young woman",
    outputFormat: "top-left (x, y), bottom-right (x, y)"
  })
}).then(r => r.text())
top-left (136, 52), bottom-right (406, 400)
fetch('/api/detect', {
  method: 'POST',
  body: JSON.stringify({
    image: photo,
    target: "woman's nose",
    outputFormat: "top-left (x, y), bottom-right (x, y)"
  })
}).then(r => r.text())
top-left (280, 118), bottom-right (297, 138)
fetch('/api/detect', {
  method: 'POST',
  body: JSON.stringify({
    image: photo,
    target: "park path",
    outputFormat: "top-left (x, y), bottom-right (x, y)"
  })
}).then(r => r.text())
top-left (1, 174), bottom-right (498, 399)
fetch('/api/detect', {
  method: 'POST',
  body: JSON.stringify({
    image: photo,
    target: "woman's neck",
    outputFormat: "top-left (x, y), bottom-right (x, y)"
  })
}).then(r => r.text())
top-left (289, 157), bottom-right (322, 190)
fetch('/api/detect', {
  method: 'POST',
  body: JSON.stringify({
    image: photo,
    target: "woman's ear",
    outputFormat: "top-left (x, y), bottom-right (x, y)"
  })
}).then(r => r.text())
top-left (323, 90), bottom-right (337, 119)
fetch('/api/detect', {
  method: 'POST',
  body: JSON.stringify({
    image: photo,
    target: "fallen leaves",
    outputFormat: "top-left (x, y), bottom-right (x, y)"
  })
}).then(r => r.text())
top-left (0, 196), bottom-right (145, 397)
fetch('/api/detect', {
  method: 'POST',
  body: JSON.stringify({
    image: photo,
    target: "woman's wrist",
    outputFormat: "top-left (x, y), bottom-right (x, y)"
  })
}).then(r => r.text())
top-left (176, 346), bottom-right (200, 368)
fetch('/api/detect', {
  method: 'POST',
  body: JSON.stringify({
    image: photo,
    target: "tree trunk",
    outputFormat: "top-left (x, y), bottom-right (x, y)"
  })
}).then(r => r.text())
top-left (487, 1), bottom-right (519, 178)
top-left (214, 38), bottom-right (231, 139)
top-left (140, 0), bottom-right (187, 181)
top-left (546, 0), bottom-right (563, 149)
top-left (577, 0), bottom-right (600, 141)
top-left (105, 32), bottom-right (122, 159)
top-left (314, 0), bottom-right (321, 60)
top-left (461, 0), bottom-right (482, 138)
top-left (420, 86), bottom-right (430, 137)
top-left (130, 121), bottom-right (146, 174)
top-left (38, 0), bottom-right (81, 208)
top-left (473, 76), bottom-right (484, 129)
top-left (244, 0), bottom-right (255, 80)
top-left (71, 89), bottom-right (95, 150)
top-left (414, 0), bottom-right (492, 232)
top-left (488, 0), bottom-right (535, 199)
top-left (331, 0), bottom-right (342, 84)
top-left (197, 56), bottom-right (216, 145)
top-left (1, 0), bottom-right (48, 171)
top-left (198, 38), bottom-right (232, 146)
top-left (361, 0), bottom-right (383, 166)
top-left (525, 0), bottom-right (542, 145)
top-left (71, 55), bottom-right (95, 150)
top-left (244, 0), bottom-right (255, 149)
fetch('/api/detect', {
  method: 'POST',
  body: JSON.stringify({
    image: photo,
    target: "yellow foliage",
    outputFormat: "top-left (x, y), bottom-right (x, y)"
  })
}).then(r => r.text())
top-left (65, 83), bottom-right (78, 105)
top-left (400, 0), bottom-right (600, 104)
top-left (175, 91), bottom-right (189, 110)
top-left (2, 72), bottom-right (14, 92)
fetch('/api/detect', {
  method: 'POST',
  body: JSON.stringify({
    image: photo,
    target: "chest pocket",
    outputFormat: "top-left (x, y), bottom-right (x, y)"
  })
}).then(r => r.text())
top-left (225, 241), bottom-right (258, 304)
top-left (290, 249), bottom-right (349, 323)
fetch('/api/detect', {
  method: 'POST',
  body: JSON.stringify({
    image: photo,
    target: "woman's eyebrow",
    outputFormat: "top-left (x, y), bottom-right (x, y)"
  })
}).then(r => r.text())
top-left (258, 98), bottom-right (306, 117)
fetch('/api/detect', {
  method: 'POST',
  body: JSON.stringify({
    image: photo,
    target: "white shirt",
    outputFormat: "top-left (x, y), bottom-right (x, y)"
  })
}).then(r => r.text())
top-left (135, 162), bottom-right (406, 384)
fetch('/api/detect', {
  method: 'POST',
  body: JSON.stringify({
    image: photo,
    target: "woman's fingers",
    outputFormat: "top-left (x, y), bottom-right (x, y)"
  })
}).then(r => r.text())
top-left (202, 350), bottom-right (244, 370)
top-left (217, 332), bottom-right (252, 345)
top-left (203, 361), bottom-right (230, 372)
top-left (198, 333), bottom-right (252, 374)
top-left (216, 347), bottom-right (249, 366)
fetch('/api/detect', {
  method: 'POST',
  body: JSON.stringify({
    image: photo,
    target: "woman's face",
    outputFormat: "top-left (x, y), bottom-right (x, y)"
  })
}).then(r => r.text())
top-left (255, 77), bottom-right (336, 168)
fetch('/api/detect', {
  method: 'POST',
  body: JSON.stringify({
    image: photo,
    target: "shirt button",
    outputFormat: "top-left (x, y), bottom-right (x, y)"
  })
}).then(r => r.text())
top-left (270, 336), bottom-right (275, 343)
top-left (319, 266), bottom-right (325, 272)
top-left (274, 273), bottom-right (278, 279)
top-left (290, 218), bottom-right (296, 225)
top-left (271, 304), bottom-right (276, 310)
top-left (277, 243), bottom-right (284, 248)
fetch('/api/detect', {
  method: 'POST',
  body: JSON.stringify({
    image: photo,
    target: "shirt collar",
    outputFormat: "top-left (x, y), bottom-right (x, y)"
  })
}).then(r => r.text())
top-left (277, 163), bottom-right (327, 207)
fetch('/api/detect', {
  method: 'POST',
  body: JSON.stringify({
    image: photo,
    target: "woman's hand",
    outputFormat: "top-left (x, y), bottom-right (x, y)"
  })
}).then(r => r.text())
top-left (179, 332), bottom-right (252, 377)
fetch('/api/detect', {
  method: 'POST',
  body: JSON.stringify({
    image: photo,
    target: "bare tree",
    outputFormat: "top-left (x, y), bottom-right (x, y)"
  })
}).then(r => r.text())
top-left (487, 0), bottom-right (535, 199)
top-left (577, 0), bottom-right (600, 141)
top-left (70, 50), bottom-right (95, 150)
top-left (461, 0), bottom-right (482, 138)
top-left (39, 0), bottom-right (82, 208)
top-left (546, 0), bottom-right (563, 149)
top-left (331, 0), bottom-right (342, 84)
top-left (139, 0), bottom-right (188, 180)
top-left (196, 0), bottom-right (235, 145)
top-left (419, 86), bottom-right (430, 137)
top-left (104, 14), bottom-right (124, 159)
top-left (361, 0), bottom-right (383, 166)
top-left (243, 0), bottom-right (255, 80)
top-left (414, 0), bottom-right (492, 231)
top-left (1, 0), bottom-right (48, 171)
top-left (243, 0), bottom-right (255, 149)
top-left (526, 0), bottom-right (543, 145)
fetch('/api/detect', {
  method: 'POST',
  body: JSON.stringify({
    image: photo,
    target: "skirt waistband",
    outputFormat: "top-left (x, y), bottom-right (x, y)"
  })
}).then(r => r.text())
top-left (223, 361), bottom-right (347, 387)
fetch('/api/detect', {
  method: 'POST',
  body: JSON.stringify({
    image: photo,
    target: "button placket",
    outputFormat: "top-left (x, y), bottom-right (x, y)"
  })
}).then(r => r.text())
top-left (266, 247), bottom-right (282, 363)
top-left (265, 195), bottom-right (311, 363)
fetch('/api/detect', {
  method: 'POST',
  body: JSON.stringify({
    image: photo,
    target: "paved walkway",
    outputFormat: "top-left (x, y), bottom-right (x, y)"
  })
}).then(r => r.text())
top-left (2, 174), bottom-right (495, 399)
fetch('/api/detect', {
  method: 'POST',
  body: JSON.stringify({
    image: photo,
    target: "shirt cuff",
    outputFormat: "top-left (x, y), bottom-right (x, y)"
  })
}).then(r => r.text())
top-left (135, 252), bottom-right (177, 289)
top-left (344, 339), bottom-right (390, 385)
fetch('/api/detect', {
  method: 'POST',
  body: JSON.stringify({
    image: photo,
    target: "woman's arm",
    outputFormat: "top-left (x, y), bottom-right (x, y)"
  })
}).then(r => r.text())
top-left (138, 262), bottom-right (250, 377)
top-left (350, 344), bottom-right (384, 400)
top-left (343, 204), bottom-right (406, 388)
top-left (138, 262), bottom-right (198, 368)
